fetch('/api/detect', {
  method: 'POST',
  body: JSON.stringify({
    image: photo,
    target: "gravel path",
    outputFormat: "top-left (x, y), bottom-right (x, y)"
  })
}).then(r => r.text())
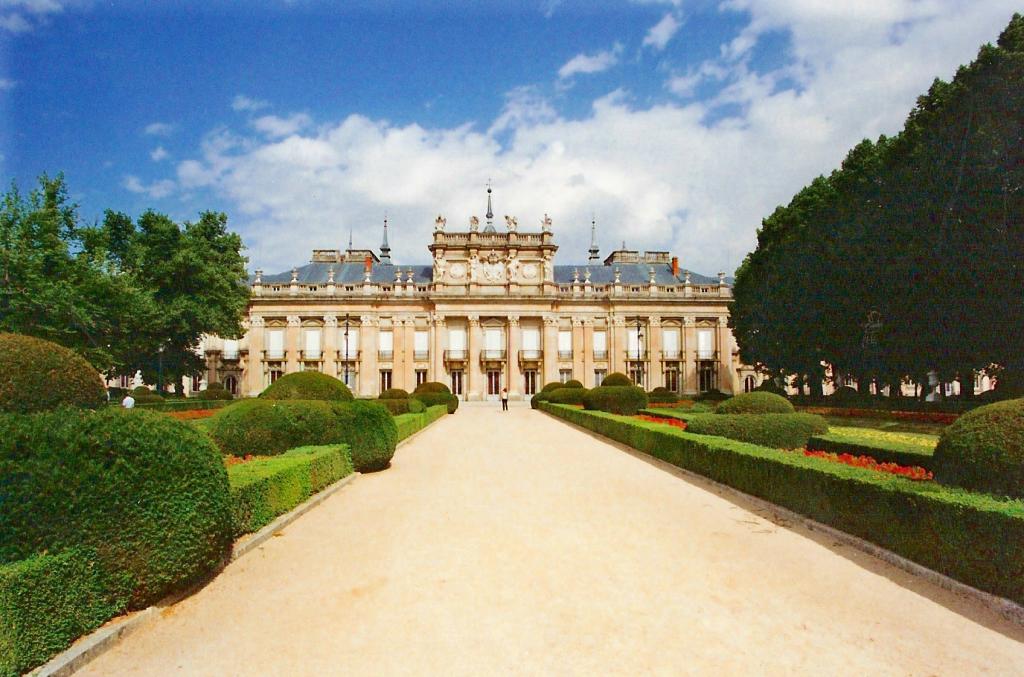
top-left (79, 403), bottom-right (1024, 676)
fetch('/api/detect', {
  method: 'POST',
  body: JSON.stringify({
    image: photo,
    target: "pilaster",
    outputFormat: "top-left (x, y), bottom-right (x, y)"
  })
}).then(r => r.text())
top-left (542, 314), bottom-right (559, 386)
top-left (683, 316), bottom-right (696, 394)
top-left (582, 318), bottom-right (594, 387)
top-left (468, 314), bottom-right (483, 400)
top-left (431, 314), bottom-right (446, 385)
top-left (286, 315), bottom-right (301, 374)
top-left (611, 315), bottom-right (627, 376)
top-left (507, 315), bottom-right (521, 399)
top-left (571, 318), bottom-right (585, 382)
top-left (359, 315), bottom-right (377, 397)
top-left (246, 316), bottom-right (264, 396)
top-left (648, 316), bottom-right (662, 390)
top-left (323, 315), bottom-right (338, 378)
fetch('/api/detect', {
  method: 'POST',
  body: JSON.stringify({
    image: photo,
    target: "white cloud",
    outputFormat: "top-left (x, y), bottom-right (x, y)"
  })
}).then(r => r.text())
top-left (123, 175), bottom-right (175, 199)
top-left (251, 113), bottom-right (312, 138)
top-left (0, 78), bottom-right (15, 90)
top-left (150, 146), bottom-right (169, 162)
top-left (557, 43), bottom-right (622, 79)
top-left (643, 13), bottom-right (682, 51)
top-left (144, 121), bottom-right (175, 136)
top-left (0, 0), bottom-right (64, 33)
top-left (232, 94), bottom-right (270, 112)
top-left (667, 61), bottom-right (728, 98)
top-left (163, 2), bottom-right (1019, 278)
top-left (0, 13), bottom-right (30, 32)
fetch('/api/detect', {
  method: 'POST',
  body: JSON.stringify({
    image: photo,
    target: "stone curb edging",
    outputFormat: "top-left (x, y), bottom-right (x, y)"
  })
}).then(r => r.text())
top-left (541, 409), bottom-right (1024, 628)
top-left (30, 411), bottom-right (454, 677)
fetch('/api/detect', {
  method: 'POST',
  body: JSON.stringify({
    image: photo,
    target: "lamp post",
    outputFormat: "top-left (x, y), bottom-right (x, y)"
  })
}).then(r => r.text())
top-left (636, 317), bottom-right (644, 389)
top-left (343, 313), bottom-right (351, 389)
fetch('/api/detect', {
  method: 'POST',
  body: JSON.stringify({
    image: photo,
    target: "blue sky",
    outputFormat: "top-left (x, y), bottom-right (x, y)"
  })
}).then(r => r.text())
top-left (1, 1), bottom-right (1019, 275)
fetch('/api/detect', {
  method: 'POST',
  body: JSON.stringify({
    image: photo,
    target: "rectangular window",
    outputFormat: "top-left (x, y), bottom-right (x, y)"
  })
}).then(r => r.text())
top-left (223, 339), bottom-right (239, 360)
top-left (267, 329), bottom-right (285, 359)
top-left (414, 330), bottom-right (429, 361)
top-left (340, 367), bottom-right (357, 390)
top-left (378, 330), bottom-right (393, 361)
top-left (119, 375), bottom-right (130, 388)
top-left (662, 328), bottom-right (680, 360)
top-left (697, 329), bottom-right (714, 360)
top-left (627, 327), bottom-right (644, 360)
top-left (192, 375), bottom-right (202, 392)
top-left (338, 327), bottom-right (359, 359)
top-left (521, 328), bottom-right (541, 360)
top-left (592, 331), bottom-right (607, 360)
top-left (269, 368), bottom-right (283, 384)
top-left (558, 330), bottom-right (572, 359)
top-left (664, 367), bottom-right (679, 393)
top-left (559, 369), bottom-right (572, 383)
top-left (447, 327), bottom-right (467, 359)
top-left (523, 370), bottom-right (537, 395)
top-left (380, 369), bottom-right (392, 392)
top-left (450, 370), bottom-right (464, 396)
top-left (416, 369), bottom-right (427, 387)
top-left (594, 369), bottom-right (606, 386)
top-left (303, 328), bottom-right (321, 359)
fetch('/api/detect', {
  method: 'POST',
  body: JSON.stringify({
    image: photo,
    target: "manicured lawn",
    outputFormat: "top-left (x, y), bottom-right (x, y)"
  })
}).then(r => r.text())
top-left (821, 415), bottom-right (947, 436)
top-left (822, 425), bottom-right (939, 456)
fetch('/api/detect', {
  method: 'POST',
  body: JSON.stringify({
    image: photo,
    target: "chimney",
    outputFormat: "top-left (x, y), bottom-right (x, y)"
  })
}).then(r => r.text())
top-left (671, 256), bottom-right (679, 278)
top-left (364, 255), bottom-right (372, 273)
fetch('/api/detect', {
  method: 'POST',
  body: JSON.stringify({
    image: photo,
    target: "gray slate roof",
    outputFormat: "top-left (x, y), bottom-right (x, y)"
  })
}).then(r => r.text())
top-left (256, 262), bottom-right (728, 286)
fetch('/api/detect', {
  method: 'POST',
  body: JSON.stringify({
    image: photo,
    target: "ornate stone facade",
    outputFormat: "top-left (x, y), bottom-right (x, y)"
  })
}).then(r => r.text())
top-left (201, 207), bottom-right (756, 400)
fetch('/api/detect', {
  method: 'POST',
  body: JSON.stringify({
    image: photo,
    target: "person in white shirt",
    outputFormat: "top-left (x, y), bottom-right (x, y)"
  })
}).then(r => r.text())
top-left (121, 393), bottom-right (135, 409)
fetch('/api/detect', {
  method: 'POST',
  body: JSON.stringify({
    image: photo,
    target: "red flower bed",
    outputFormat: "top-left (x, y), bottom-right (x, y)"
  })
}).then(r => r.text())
top-left (167, 409), bottom-right (218, 420)
top-left (647, 401), bottom-right (695, 409)
top-left (634, 414), bottom-right (687, 430)
top-left (803, 449), bottom-right (934, 481)
top-left (223, 454), bottom-right (258, 467)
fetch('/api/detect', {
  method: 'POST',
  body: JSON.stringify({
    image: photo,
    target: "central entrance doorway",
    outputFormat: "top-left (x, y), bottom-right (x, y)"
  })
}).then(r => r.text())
top-left (486, 370), bottom-right (502, 400)
top-left (450, 370), bottom-right (464, 398)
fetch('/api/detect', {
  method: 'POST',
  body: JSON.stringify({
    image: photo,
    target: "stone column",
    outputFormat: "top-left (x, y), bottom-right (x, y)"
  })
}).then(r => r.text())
top-left (323, 315), bottom-right (338, 378)
top-left (507, 315), bottom-right (521, 399)
top-left (432, 314), bottom-right (446, 386)
top-left (468, 314), bottom-right (483, 400)
top-left (683, 316), bottom-right (696, 394)
top-left (246, 316), bottom-right (264, 396)
top-left (286, 315), bottom-right (301, 374)
top-left (572, 318), bottom-right (585, 382)
top-left (542, 314), bottom-right (559, 386)
top-left (648, 316), bottom-right (662, 390)
top-left (582, 318), bottom-right (594, 387)
top-left (718, 316), bottom-right (735, 394)
top-left (611, 315), bottom-right (627, 376)
top-left (403, 315), bottom-right (416, 390)
top-left (359, 315), bottom-right (377, 397)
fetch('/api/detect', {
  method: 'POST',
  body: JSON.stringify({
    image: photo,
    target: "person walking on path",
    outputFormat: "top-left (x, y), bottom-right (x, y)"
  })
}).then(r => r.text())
top-left (500, 387), bottom-right (509, 411)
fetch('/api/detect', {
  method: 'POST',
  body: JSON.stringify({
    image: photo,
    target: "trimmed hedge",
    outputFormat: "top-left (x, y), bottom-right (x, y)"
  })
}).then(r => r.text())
top-left (808, 434), bottom-right (936, 471)
top-left (0, 333), bottom-right (106, 413)
top-left (0, 548), bottom-right (120, 677)
top-left (131, 385), bottom-right (165, 404)
top-left (412, 383), bottom-right (459, 413)
top-left (0, 408), bottom-right (233, 608)
top-left (228, 445), bottom-right (354, 537)
top-left (695, 388), bottom-right (729, 402)
top-left (541, 403), bottom-right (1024, 606)
top-left (394, 405), bottom-right (448, 441)
top-left (601, 372), bottom-right (633, 387)
top-left (933, 398), bottom-right (1024, 499)
top-left (647, 387), bottom-right (680, 404)
top-left (685, 412), bottom-right (828, 449)
top-left (414, 381), bottom-right (450, 394)
top-left (207, 399), bottom-right (398, 471)
top-left (261, 371), bottom-right (354, 401)
top-left (198, 382), bottom-right (233, 401)
top-left (562, 379), bottom-right (584, 389)
top-left (547, 387), bottom-right (589, 405)
top-left (379, 388), bottom-right (411, 400)
top-left (583, 385), bottom-right (648, 415)
top-left (716, 391), bottom-right (795, 415)
top-left (378, 397), bottom-right (425, 415)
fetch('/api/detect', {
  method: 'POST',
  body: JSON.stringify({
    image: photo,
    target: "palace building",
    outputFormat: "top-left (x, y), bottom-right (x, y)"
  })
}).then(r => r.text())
top-left (199, 189), bottom-right (758, 400)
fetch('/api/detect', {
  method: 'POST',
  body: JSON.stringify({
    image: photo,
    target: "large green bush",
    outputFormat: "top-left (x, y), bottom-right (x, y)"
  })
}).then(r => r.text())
top-left (207, 399), bottom-right (397, 472)
top-left (562, 379), bottom-right (584, 389)
top-left (228, 445), bottom-right (353, 537)
top-left (378, 397), bottom-right (425, 415)
top-left (261, 371), bottom-right (354, 401)
top-left (394, 405), bottom-right (448, 441)
top-left (933, 398), bottom-right (1024, 498)
top-left (131, 385), bottom-right (165, 404)
top-left (601, 372), bottom-right (633, 387)
top-left (0, 333), bottom-right (105, 413)
top-left (548, 387), bottom-right (589, 405)
top-left (379, 388), bottom-right (410, 399)
top-left (0, 408), bottom-right (233, 608)
top-left (541, 403), bottom-right (1024, 607)
top-left (647, 387), bottom-right (680, 404)
top-left (716, 391), bottom-right (795, 415)
top-left (0, 548), bottom-right (120, 677)
top-left (582, 385), bottom-right (648, 415)
top-left (686, 412), bottom-right (827, 449)
top-left (413, 382), bottom-right (458, 413)
top-left (198, 382), bottom-right (233, 401)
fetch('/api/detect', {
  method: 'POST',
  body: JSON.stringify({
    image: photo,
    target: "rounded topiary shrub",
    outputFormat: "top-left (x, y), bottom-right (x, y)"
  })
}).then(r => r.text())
top-left (0, 332), bottom-right (105, 413)
top-left (261, 371), bottom-right (354, 401)
top-left (647, 387), bottom-right (679, 404)
top-left (687, 413), bottom-right (828, 449)
top-left (932, 398), bottom-right (1024, 498)
top-left (378, 398), bottom-right (425, 415)
top-left (198, 382), bottom-right (233, 401)
top-left (583, 385), bottom-right (649, 415)
top-left (131, 386), bottom-right (165, 404)
top-left (207, 399), bottom-right (340, 456)
top-left (695, 388), bottom-right (729, 402)
top-left (716, 391), bottom-right (795, 415)
top-left (379, 388), bottom-right (410, 400)
top-left (413, 382), bottom-right (458, 413)
top-left (548, 387), bottom-right (589, 405)
top-left (539, 382), bottom-right (566, 394)
top-left (562, 379), bottom-right (584, 389)
top-left (530, 392), bottom-right (546, 409)
top-left (0, 407), bottom-right (233, 607)
top-left (601, 372), bottom-right (633, 387)
top-left (331, 400), bottom-right (399, 472)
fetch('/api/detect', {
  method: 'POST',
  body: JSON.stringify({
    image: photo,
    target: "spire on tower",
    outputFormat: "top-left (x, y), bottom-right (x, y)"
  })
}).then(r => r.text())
top-left (483, 180), bottom-right (496, 233)
top-left (588, 216), bottom-right (600, 262)
top-left (348, 228), bottom-right (353, 252)
top-left (380, 215), bottom-right (391, 264)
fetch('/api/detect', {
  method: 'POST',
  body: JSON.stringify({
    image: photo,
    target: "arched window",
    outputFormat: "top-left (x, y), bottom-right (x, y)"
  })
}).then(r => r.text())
top-left (224, 375), bottom-right (238, 395)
